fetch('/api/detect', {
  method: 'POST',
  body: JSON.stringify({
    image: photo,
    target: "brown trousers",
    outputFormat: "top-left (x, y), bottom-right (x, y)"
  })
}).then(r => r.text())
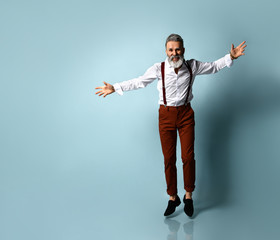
top-left (159, 103), bottom-right (195, 196)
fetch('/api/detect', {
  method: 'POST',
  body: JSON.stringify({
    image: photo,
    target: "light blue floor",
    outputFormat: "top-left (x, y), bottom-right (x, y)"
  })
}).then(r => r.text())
top-left (1, 153), bottom-right (279, 240)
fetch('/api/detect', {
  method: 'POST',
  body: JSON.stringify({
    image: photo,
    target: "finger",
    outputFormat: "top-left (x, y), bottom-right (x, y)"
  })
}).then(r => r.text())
top-left (231, 44), bottom-right (234, 51)
top-left (95, 87), bottom-right (102, 89)
top-left (238, 41), bottom-right (246, 48)
top-left (99, 92), bottom-right (104, 96)
top-left (95, 90), bottom-right (102, 94)
top-left (103, 81), bottom-right (108, 86)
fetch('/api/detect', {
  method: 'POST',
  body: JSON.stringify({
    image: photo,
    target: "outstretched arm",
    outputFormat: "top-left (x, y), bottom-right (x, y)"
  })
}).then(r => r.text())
top-left (95, 81), bottom-right (115, 98)
top-left (95, 63), bottom-right (159, 97)
top-left (230, 41), bottom-right (247, 60)
top-left (193, 40), bottom-right (247, 75)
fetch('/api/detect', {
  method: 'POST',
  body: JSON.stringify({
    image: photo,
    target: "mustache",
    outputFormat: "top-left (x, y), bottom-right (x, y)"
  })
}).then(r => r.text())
top-left (170, 55), bottom-right (183, 60)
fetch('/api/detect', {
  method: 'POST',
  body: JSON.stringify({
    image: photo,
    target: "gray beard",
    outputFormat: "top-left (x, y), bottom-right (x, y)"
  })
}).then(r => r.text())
top-left (168, 55), bottom-right (184, 68)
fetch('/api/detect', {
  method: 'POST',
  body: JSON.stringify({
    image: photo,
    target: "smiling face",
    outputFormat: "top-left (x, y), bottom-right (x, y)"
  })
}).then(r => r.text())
top-left (166, 41), bottom-right (185, 61)
top-left (166, 41), bottom-right (185, 68)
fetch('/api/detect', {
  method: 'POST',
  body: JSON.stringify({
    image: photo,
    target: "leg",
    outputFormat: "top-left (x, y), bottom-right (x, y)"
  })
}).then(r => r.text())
top-left (177, 105), bottom-right (195, 217)
top-left (178, 105), bottom-right (195, 194)
top-left (159, 106), bottom-right (178, 196)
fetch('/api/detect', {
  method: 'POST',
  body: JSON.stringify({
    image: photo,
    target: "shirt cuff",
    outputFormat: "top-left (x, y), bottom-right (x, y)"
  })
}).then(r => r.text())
top-left (113, 83), bottom-right (123, 96)
top-left (225, 54), bottom-right (233, 68)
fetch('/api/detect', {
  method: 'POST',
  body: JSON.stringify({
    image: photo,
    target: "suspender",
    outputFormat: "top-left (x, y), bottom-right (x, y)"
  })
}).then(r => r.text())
top-left (184, 61), bottom-right (193, 104)
top-left (161, 61), bottom-right (193, 106)
top-left (161, 62), bottom-right (167, 106)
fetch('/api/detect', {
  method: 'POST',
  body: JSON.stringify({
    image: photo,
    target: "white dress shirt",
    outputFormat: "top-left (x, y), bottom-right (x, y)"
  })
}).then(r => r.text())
top-left (113, 54), bottom-right (233, 106)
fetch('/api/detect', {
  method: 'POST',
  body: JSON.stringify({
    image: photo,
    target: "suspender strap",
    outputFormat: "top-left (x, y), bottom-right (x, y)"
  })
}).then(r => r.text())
top-left (184, 61), bottom-right (193, 105)
top-left (160, 61), bottom-right (193, 106)
top-left (161, 62), bottom-right (167, 106)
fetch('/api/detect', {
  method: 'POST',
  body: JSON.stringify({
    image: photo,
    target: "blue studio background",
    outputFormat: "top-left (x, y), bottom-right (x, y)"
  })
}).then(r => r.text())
top-left (1, 0), bottom-right (280, 240)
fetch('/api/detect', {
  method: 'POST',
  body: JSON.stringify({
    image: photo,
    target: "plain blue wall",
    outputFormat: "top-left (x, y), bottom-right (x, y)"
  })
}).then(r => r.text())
top-left (1, 0), bottom-right (280, 239)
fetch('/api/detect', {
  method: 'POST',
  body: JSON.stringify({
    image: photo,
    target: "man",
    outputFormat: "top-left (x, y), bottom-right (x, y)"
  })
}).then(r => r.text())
top-left (95, 34), bottom-right (246, 217)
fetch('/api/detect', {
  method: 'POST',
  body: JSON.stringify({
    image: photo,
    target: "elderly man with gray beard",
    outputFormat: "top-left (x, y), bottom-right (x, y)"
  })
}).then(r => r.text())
top-left (95, 34), bottom-right (246, 217)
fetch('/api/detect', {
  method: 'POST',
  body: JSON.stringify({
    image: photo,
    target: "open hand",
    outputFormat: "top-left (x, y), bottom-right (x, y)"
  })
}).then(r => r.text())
top-left (230, 41), bottom-right (247, 59)
top-left (95, 81), bottom-right (115, 97)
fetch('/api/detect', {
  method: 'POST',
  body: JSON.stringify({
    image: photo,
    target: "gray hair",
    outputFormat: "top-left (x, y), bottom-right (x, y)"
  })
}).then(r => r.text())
top-left (165, 34), bottom-right (184, 48)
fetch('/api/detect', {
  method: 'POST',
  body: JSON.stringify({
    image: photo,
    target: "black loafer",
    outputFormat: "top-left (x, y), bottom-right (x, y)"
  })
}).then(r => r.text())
top-left (164, 196), bottom-right (181, 216)
top-left (183, 195), bottom-right (194, 217)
